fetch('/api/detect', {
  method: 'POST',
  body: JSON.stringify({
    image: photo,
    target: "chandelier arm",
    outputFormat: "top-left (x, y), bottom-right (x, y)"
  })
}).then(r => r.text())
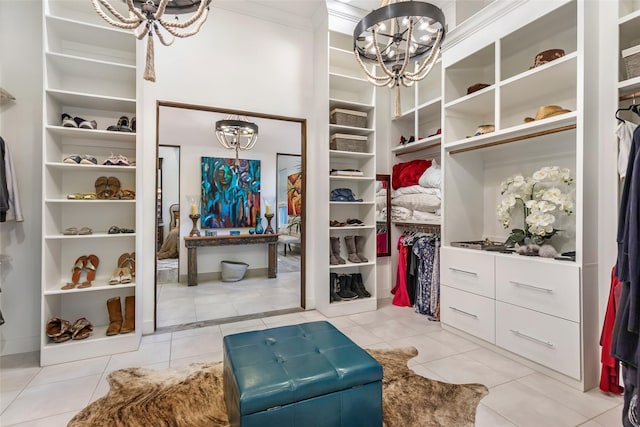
top-left (125, 0), bottom-right (146, 21)
top-left (152, 0), bottom-right (171, 20)
top-left (404, 51), bottom-right (438, 82)
top-left (159, 11), bottom-right (208, 37)
top-left (404, 31), bottom-right (442, 79)
top-left (92, 0), bottom-right (141, 27)
top-left (133, 23), bottom-right (151, 40)
top-left (159, 1), bottom-right (209, 28)
top-left (154, 24), bottom-right (176, 46)
top-left (354, 49), bottom-right (393, 82)
top-left (392, 20), bottom-right (414, 80)
top-left (372, 31), bottom-right (400, 79)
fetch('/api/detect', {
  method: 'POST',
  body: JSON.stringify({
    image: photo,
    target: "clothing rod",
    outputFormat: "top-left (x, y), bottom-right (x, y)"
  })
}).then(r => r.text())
top-left (619, 91), bottom-right (640, 102)
top-left (448, 124), bottom-right (577, 155)
top-left (393, 222), bottom-right (441, 232)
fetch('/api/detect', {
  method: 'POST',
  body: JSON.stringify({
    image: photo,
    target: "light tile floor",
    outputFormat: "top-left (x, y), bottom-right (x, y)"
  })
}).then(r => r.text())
top-left (0, 299), bottom-right (623, 427)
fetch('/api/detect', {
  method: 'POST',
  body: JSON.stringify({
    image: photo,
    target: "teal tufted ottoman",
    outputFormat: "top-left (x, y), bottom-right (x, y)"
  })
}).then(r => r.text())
top-left (223, 321), bottom-right (382, 427)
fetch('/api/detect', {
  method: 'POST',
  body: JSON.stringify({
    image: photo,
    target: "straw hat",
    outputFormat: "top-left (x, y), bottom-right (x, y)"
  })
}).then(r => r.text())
top-left (524, 105), bottom-right (571, 123)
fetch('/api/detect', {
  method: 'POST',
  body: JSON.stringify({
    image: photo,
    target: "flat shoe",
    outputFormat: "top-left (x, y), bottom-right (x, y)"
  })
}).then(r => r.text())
top-left (63, 227), bottom-right (79, 235)
top-left (95, 176), bottom-right (108, 199)
top-left (78, 227), bottom-right (92, 235)
top-left (63, 154), bottom-right (81, 164)
top-left (79, 254), bottom-right (99, 288)
top-left (71, 318), bottom-right (93, 340)
top-left (46, 317), bottom-right (71, 338)
top-left (62, 255), bottom-right (87, 290)
top-left (108, 226), bottom-right (121, 234)
top-left (53, 333), bottom-right (72, 343)
top-left (61, 113), bottom-right (77, 128)
top-left (107, 177), bottom-right (121, 197)
top-left (79, 155), bottom-right (97, 165)
top-left (78, 120), bottom-right (97, 130)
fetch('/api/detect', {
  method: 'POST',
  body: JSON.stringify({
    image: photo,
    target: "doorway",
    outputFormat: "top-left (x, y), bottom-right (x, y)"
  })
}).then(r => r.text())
top-left (156, 146), bottom-right (180, 284)
top-left (154, 102), bottom-right (306, 330)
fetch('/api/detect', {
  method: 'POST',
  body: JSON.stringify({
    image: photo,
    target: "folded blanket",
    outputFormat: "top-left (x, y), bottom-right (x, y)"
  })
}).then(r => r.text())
top-left (391, 185), bottom-right (441, 199)
top-left (392, 194), bottom-right (441, 213)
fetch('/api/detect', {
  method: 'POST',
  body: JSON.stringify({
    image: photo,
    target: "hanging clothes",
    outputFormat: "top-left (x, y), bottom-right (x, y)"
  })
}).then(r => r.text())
top-left (0, 137), bottom-right (23, 222)
top-left (612, 125), bottom-right (640, 424)
top-left (413, 234), bottom-right (440, 320)
top-left (600, 266), bottom-right (624, 394)
top-left (392, 235), bottom-right (411, 307)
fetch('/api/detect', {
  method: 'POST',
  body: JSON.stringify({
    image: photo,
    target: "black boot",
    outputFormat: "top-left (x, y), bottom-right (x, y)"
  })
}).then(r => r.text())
top-left (351, 273), bottom-right (371, 298)
top-left (337, 275), bottom-right (358, 300)
top-left (330, 273), bottom-right (341, 302)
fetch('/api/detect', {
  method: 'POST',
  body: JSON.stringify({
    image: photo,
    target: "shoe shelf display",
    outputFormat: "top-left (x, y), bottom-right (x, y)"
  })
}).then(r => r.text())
top-left (439, 0), bottom-right (600, 391)
top-left (41, 0), bottom-right (139, 366)
top-left (319, 30), bottom-right (377, 317)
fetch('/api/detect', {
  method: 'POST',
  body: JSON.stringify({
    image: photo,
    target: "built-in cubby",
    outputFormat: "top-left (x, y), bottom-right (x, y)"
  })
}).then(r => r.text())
top-left (40, 0), bottom-right (139, 366)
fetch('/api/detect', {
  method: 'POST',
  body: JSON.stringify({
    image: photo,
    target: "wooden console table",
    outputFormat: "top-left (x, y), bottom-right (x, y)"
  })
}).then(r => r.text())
top-left (184, 234), bottom-right (278, 286)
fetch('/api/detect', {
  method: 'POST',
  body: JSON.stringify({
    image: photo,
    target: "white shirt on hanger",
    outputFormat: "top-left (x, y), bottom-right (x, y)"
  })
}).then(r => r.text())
top-left (617, 121), bottom-right (638, 179)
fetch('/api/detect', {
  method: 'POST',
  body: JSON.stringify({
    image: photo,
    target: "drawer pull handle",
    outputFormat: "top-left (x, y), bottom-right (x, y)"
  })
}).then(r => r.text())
top-left (448, 267), bottom-right (478, 276)
top-left (509, 329), bottom-right (554, 348)
top-left (509, 281), bottom-right (553, 293)
top-left (449, 306), bottom-right (478, 319)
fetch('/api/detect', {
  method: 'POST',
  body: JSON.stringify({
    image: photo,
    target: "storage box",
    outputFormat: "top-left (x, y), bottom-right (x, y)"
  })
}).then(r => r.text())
top-left (623, 44), bottom-right (640, 79)
top-left (330, 108), bottom-right (368, 128)
top-left (330, 133), bottom-right (368, 152)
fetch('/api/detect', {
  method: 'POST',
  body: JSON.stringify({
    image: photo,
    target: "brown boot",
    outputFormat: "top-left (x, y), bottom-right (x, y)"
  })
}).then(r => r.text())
top-left (330, 237), bottom-right (346, 264)
top-left (120, 295), bottom-right (135, 334)
top-left (354, 236), bottom-right (368, 262)
top-left (106, 297), bottom-right (122, 336)
top-left (344, 236), bottom-right (361, 263)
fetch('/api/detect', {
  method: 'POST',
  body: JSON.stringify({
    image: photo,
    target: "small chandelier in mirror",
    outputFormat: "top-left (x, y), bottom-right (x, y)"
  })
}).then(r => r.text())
top-left (215, 115), bottom-right (259, 166)
top-left (92, 0), bottom-right (211, 82)
top-left (353, 0), bottom-right (446, 118)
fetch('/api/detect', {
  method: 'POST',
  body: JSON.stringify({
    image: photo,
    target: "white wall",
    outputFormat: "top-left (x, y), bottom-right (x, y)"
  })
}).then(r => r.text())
top-left (158, 146), bottom-right (180, 238)
top-left (139, 6), bottom-right (319, 333)
top-left (0, 0), bottom-right (43, 355)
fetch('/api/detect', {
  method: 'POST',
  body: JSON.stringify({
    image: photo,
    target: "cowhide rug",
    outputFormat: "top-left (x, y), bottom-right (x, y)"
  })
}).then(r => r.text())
top-left (69, 347), bottom-right (488, 427)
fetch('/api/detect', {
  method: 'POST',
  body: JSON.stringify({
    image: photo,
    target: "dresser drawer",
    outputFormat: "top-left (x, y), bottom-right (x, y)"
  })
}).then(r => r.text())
top-left (441, 285), bottom-right (495, 343)
top-left (441, 247), bottom-right (495, 298)
top-left (496, 301), bottom-right (580, 380)
top-left (496, 256), bottom-right (580, 321)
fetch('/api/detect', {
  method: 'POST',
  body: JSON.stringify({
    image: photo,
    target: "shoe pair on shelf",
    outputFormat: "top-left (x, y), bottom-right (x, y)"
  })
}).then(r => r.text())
top-left (106, 296), bottom-right (135, 335)
top-left (67, 192), bottom-right (97, 200)
top-left (61, 254), bottom-right (99, 290)
top-left (63, 226), bottom-right (92, 235)
top-left (63, 154), bottom-right (97, 165)
top-left (330, 218), bottom-right (364, 227)
top-left (61, 113), bottom-right (97, 130)
top-left (109, 252), bottom-right (135, 285)
top-left (46, 317), bottom-right (93, 343)
top-left (108, 225), bottom-right (134, 234)
top-left (95, 176), bottom-right (120, 199)
top-left (399, 135), bottom-right (415, 145)
top-left (107, 116), bottom-right (135, 132)
top-left (103, 154), bottom-right (130, 166)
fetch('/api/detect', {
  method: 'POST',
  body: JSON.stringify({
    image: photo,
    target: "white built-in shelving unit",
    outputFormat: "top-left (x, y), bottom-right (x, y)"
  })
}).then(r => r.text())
top-left (439, 0), bottom-right (600, 391)
top-left (41, 0), bottom-right (140, 365)
top-left (316, 30), bottom-right (377, 317)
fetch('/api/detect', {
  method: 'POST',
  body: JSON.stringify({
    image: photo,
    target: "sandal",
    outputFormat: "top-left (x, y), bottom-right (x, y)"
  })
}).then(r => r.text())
top-left (63, 227), bottom-right (79, 235)
top-left (109, 267), bottom-right (132, 285)
top-left (95, 176), bottom-right (108, 199)
top-left (113, 189), bottom-right (135, 200)
top-left (79, 155), bottom-right (97, 165)
top-left (78, 254), bottom-right (99, 288)
top-left (61, 113), bottom-right (78, 128)
top-left (62, 256), bottom-right (87, 290)
top-left (102, 154), bottom-right (120, 166)
top-left (63, 154), bottom-right (81, 164)
top-left (108, 226), bottom-right (121, 234)
top-left (70, 318), bottom-right (93, 340)
top-left (78, 227), bottom-right (92, 235)
top-left (107, 177), bottom-right (121, 199)
top-left (46, 317), bottom-right (71, 338)
top-left (67, 192), bottom-right (97, 200)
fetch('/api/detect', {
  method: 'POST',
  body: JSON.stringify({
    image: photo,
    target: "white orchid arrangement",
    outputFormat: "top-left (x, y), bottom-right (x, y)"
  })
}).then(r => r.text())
top-left (496, 166), bottom-right (574, 247)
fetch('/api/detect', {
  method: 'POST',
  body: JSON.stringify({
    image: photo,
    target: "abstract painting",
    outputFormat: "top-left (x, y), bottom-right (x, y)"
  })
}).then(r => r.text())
top-left (287, 172), bottom-right (302, 216)
top-left (200, 157), bottom-right (261, 228)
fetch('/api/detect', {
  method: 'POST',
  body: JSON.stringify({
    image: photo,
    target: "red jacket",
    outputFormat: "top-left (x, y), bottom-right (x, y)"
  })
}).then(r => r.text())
top-left (600, 266), bottom-right (624, 394)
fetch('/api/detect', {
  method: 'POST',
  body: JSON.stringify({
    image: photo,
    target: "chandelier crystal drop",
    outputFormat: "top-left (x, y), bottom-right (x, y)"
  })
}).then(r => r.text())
top-left (353, 0), bottom-right (446, 118)
top-left (215, 116), bottom-right (259, 166)
top-left (92, 0), bottom-right (211, 82)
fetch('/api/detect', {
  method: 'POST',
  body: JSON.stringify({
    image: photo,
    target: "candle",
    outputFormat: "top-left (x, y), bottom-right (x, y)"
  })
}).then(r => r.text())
top-left (266, 203), bottom-right (272, 215)
top-left (190, 203), bottom-right (197, 216)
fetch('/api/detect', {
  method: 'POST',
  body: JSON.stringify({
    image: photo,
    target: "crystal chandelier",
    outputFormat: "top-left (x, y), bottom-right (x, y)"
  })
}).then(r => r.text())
top-left (92, 0), bottom-right (211, 82)
top-left (215, 116), bottom-right (259, 166)
top-left (353, 0), bottom-right (446, 118)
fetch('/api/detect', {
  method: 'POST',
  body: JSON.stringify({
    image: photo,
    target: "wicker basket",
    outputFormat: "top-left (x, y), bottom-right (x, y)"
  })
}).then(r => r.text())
top-left (330, 134), bottom-right (368, 152)
top-left (330, 108), bottom-right (368, 128)
top-left (623, 44), bottom-right (640, 80)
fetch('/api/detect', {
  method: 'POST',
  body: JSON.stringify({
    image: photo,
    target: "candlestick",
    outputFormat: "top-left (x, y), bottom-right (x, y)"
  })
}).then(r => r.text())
top-left (189, 214), bottom-right (201, 237)
top-left (264, 213), bottom-right (275, 234)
